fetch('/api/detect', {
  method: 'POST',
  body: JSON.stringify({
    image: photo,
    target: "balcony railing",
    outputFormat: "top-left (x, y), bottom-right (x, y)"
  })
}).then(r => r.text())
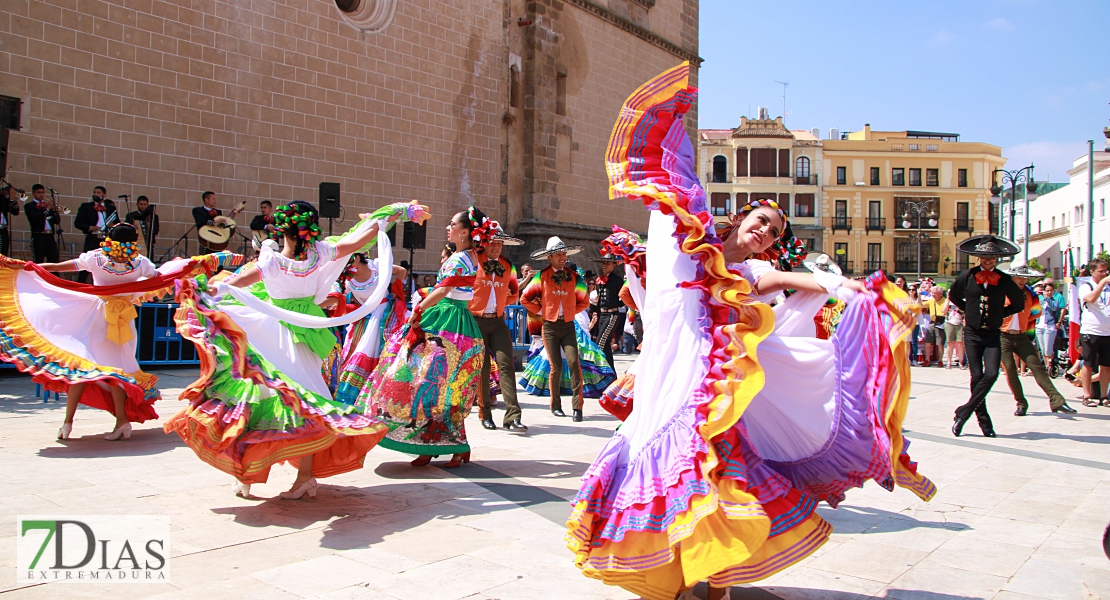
top-left (895, 259), bottom-right (940, 274)
top-left (831, 216), bottom-right (852, 232)
top-left (794, 175), bottom-right (817, 185)
top-left (710, 173), bottom-right (729, 183)
top-left (862, 260), bottom-right (886, 274)
top-left (835, 260), bottom-right (854, 276)
top-left (864, 217), bottom-right (886, 233)
top-left (953, 218), bottom-right (974, 233)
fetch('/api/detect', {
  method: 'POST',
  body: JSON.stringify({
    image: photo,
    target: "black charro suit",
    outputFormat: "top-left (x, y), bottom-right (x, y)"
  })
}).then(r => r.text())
top-left (23, 199), bottom-right (61, 262)
top-left (949, 265), bottom-right (1026, 434)
top-left (73, 199), bottom-right (117, 283)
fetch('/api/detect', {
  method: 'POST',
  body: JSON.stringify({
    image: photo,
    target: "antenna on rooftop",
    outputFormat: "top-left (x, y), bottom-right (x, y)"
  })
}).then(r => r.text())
top-left (774, 80), bottom-right (789, 122)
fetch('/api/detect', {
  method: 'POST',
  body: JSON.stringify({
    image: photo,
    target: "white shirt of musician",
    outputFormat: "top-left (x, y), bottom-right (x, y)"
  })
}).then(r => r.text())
top-left (96, 208), bottom-right (106, 230)
top-left (38, 202), bottom-right (52, 233)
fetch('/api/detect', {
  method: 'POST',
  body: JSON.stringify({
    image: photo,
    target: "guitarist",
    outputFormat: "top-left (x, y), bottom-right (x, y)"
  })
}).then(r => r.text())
top-left (192, 191), bottom-right (241, 254)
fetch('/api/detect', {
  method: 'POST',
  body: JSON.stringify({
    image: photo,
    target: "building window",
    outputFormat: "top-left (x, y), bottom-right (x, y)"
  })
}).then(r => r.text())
top-left (1101, 197), bottom-right (1105, 217)
top-left (795, 156), bottom-right (811, 184)
top-left (836, 166), bottom-right (846, 185)
top-left (870, 167), bottom-right (880, 186)
top-left (1051, 216), bottom-right (1055, 229)
top-left (908, 144), bottom-right (920, 151)
top-left (892, 168), bottom-right (905, 186)
top-left (957, 168), bottom-right (968, 187)
top-left (710, 192), bottom-right (730, 216)
top-left (735, 148), bottom-right (748, 176)
top-left (909, 168), bottom-right (922, 186)
top-left (0, 95), bottom-right (20, 130)
top-left (926, 144), bottom-right (938, 151)
top-left (866, 242), bottom-right (883, 272)
top-left (1038, 220), bottom-right (1042, 233)
top-left (712, 155), bottom-right (728, 183)
top-left (794, 193), bottom-right (814, 217)
top-left (926, 168), bottom-right (938, 186)
top-left (778, 149), bottom-right (791, 178)
top-left (834, 242), bottom-right (849, 273)
top-left (735, 192), bottom-right (748, 207)
top-left (896, 239), bottom-right (939, 273)
top-left (778, 193), bottom-right (790, 214)
top-left (750, 148), bottom-right (777, 177)
top-left (509, 66), bottom-right (521, 108)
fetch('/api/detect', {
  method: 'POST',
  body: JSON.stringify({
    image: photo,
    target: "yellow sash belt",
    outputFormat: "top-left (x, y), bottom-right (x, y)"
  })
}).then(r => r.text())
top-left (101, 296), bottom-right (138, 345)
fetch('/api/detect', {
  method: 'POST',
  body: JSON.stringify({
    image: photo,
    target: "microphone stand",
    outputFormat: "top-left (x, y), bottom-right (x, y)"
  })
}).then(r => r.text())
top-left (117, 194), bottom-right (132, 219)
top-left (159, 224), bottom-right (196, 264)
top-left (48, 187), bottom-right (64, 252)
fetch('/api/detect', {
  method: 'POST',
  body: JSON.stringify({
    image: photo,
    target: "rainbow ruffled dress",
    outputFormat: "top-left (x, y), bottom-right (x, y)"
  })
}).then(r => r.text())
top-left (164, 220), bottom-right (394, 484)
top-left (334, 274), bottom-right (408, 405)
top-left (518, 309), bottom-right (616, 398)
top-left (0, 251), bottom-right (237, 423)
top-left (369, 249), bottom-right (485, 456)
top-left (565, 63), bottom-right (934, 600)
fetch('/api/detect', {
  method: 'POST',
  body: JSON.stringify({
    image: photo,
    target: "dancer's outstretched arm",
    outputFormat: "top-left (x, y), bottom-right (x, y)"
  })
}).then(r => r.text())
top-left (751, 270), bottom-right (866, 297)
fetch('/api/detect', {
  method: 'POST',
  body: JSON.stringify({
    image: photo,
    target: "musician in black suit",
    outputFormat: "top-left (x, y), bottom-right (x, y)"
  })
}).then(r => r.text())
top-left (948, 235), bottom-right (1025, 438)
top-left (593, 254), bottom-right (626, 368)
top-left (24, 184), bottom-right (61, 263)
top-left (124, 195), bottom-right (159, 250)
top-left (73, 186), bottom-right (117, 282)
top-left (0, 183), bottom-right (20, 256)
top-left (192, 191), bottom-right (222, 254)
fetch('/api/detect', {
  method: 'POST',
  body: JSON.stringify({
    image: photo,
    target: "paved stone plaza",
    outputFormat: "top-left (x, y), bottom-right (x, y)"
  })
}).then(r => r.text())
top-left (1, 357), bottom-right (1108, 600)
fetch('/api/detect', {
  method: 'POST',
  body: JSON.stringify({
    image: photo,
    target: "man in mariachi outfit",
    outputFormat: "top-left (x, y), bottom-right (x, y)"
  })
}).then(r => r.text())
top-left (593, 253), bottom-right (626, 367)
top-left (521, 236), bottom-right (590, 422)
top-left (469, 229), bottom-right (528, 432)
top-left (73, 186), bottom-right (117, 283)
top-left (997, 260), bottom-right (1076, 417)
top-left (949, 235), bottom-right (1026, 437)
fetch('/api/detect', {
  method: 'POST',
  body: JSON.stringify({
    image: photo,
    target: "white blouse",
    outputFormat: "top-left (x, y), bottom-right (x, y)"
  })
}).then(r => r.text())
top-left (255, 241), bottom-right (344, 303)
top-left (75, 251), bottom-right (156, 286)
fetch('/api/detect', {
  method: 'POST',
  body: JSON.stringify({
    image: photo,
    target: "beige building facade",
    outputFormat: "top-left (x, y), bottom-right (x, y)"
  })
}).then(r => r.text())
top-left (820, 125), bottom-right (1005, 280)
top-left (0, 0), bottom-right (698, 270)
top-left (698, 113), bottom-right (824, 251)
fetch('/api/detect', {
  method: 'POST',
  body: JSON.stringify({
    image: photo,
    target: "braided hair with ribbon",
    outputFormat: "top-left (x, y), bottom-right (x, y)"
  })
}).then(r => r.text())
top-left (463, 206), bottom-right (500, 249)
top-left (270, 200), bottom-right (323, 259)
top-left (99, 223), bottom-right (142, 263)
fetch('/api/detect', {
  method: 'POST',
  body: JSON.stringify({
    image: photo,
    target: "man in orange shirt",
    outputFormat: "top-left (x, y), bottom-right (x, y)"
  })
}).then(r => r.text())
top-left (521, 237), bottom-right (590, 421)
top-left (999, 261), bottom-right (1075, 416)
top-left (469, 230), bottom-right (527, 432)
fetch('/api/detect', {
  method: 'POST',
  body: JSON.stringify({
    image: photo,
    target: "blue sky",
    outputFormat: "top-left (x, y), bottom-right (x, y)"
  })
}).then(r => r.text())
top-left (696, 0), bottom-right (1109, 182)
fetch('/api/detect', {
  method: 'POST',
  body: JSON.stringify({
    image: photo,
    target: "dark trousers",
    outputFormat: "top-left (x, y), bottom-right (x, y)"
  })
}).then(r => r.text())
top-left (595, 311), bottom-right (624, 367)
top-left (31, 233), bottom-right (59, 263)
top-left (77, 233), bottom-right (100, 283)
top-left (956, 327), bottom-right (1001, 430)
top-left (1000, 331), bottom-right (1066, 410)
top-left (542, 319), bottom-right (583, 411)
top-left (476, 315), bottom-right (522, 425)
top-left (0, 228), bottom-right (9, 256)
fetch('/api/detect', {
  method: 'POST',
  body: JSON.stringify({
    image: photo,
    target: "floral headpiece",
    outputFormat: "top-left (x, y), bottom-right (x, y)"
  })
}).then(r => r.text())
top-left (99, 225), bottom-right (141, 263)
top-left (467, 206), bottom-right (499, 249)
top-left (271, 202), bottom-right (323, 249)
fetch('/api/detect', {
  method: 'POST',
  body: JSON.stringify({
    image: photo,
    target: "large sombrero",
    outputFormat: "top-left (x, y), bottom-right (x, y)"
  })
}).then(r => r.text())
top-left (802, 253), bottom-right (842, 276)
top-left (595, 254), bottom-right (622, 263)
top-left (491, 229), bottom-right (524, 246)
top-left (956, 235), bottom-right (1019, 258)
top-left (1001, 259), bottom-right (1043, 278)
top-left (530, 236), bottom-right (583, 260)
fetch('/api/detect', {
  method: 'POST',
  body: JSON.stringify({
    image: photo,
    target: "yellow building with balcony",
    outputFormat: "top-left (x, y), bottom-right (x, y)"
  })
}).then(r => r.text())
top-left (699, 113), bottom-right (825, 252)
top-left (821, 125), bottom-right (1006, 280)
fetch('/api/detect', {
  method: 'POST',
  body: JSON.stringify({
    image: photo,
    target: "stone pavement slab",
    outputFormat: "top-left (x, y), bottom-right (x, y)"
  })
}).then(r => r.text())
top-left (1, 358), bottom-right (1108, 599)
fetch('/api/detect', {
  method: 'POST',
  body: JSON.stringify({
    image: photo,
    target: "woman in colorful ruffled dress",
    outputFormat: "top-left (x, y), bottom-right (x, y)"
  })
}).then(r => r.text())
top-left (165, 201), bottom-right (421, 500)
top-left (517, 274), bottom-right (616, 399)
top-left (370, 206), bottom-right (496, 468)
top-left (566, 64), bottom-right (934, 600)
top-left (329, 253), bottom-right (409, 405)
top-left (0, 224), bottom-right (233, 441)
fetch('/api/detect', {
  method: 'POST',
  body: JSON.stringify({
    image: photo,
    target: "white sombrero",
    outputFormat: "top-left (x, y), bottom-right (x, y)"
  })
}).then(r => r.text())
top-left (802, 253), bottom-right (843, 276)
top-left (529, 236), bottom-right (583, 260)
top-left (1001, 259), bottom-right (1043, 278)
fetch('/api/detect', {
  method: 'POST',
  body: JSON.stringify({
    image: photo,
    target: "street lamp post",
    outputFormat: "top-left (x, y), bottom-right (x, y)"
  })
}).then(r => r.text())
top-left (989, 165), bottom-right (1038, 261)
top-left (902, 199), bottom-right (939, 280)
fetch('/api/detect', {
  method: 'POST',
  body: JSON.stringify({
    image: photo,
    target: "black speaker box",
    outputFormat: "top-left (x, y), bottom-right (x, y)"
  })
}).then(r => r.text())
top-left (318, 182), bottom-right (340, 218)
top-left (403, 221), bottom-right (426, 250)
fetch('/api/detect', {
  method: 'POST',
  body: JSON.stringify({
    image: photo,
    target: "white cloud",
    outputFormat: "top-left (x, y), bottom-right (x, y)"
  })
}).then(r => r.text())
top-left (1005, 141), bottom-right (1089, 182)
top-left (984, 17), bottom-right (1014, 30)
top-left (929, 30), bottom-right (956, 45)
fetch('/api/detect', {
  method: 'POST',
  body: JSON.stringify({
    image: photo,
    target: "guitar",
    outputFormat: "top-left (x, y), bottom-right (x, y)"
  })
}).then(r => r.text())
top-left (198, 201), bottom-right (246, 251)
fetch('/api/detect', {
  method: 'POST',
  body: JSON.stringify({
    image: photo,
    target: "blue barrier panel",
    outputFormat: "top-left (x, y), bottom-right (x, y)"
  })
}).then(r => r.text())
top-left (136, 303), bottom-right (199, 366)
top-left (504, 305), bottom-right (529, 351)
